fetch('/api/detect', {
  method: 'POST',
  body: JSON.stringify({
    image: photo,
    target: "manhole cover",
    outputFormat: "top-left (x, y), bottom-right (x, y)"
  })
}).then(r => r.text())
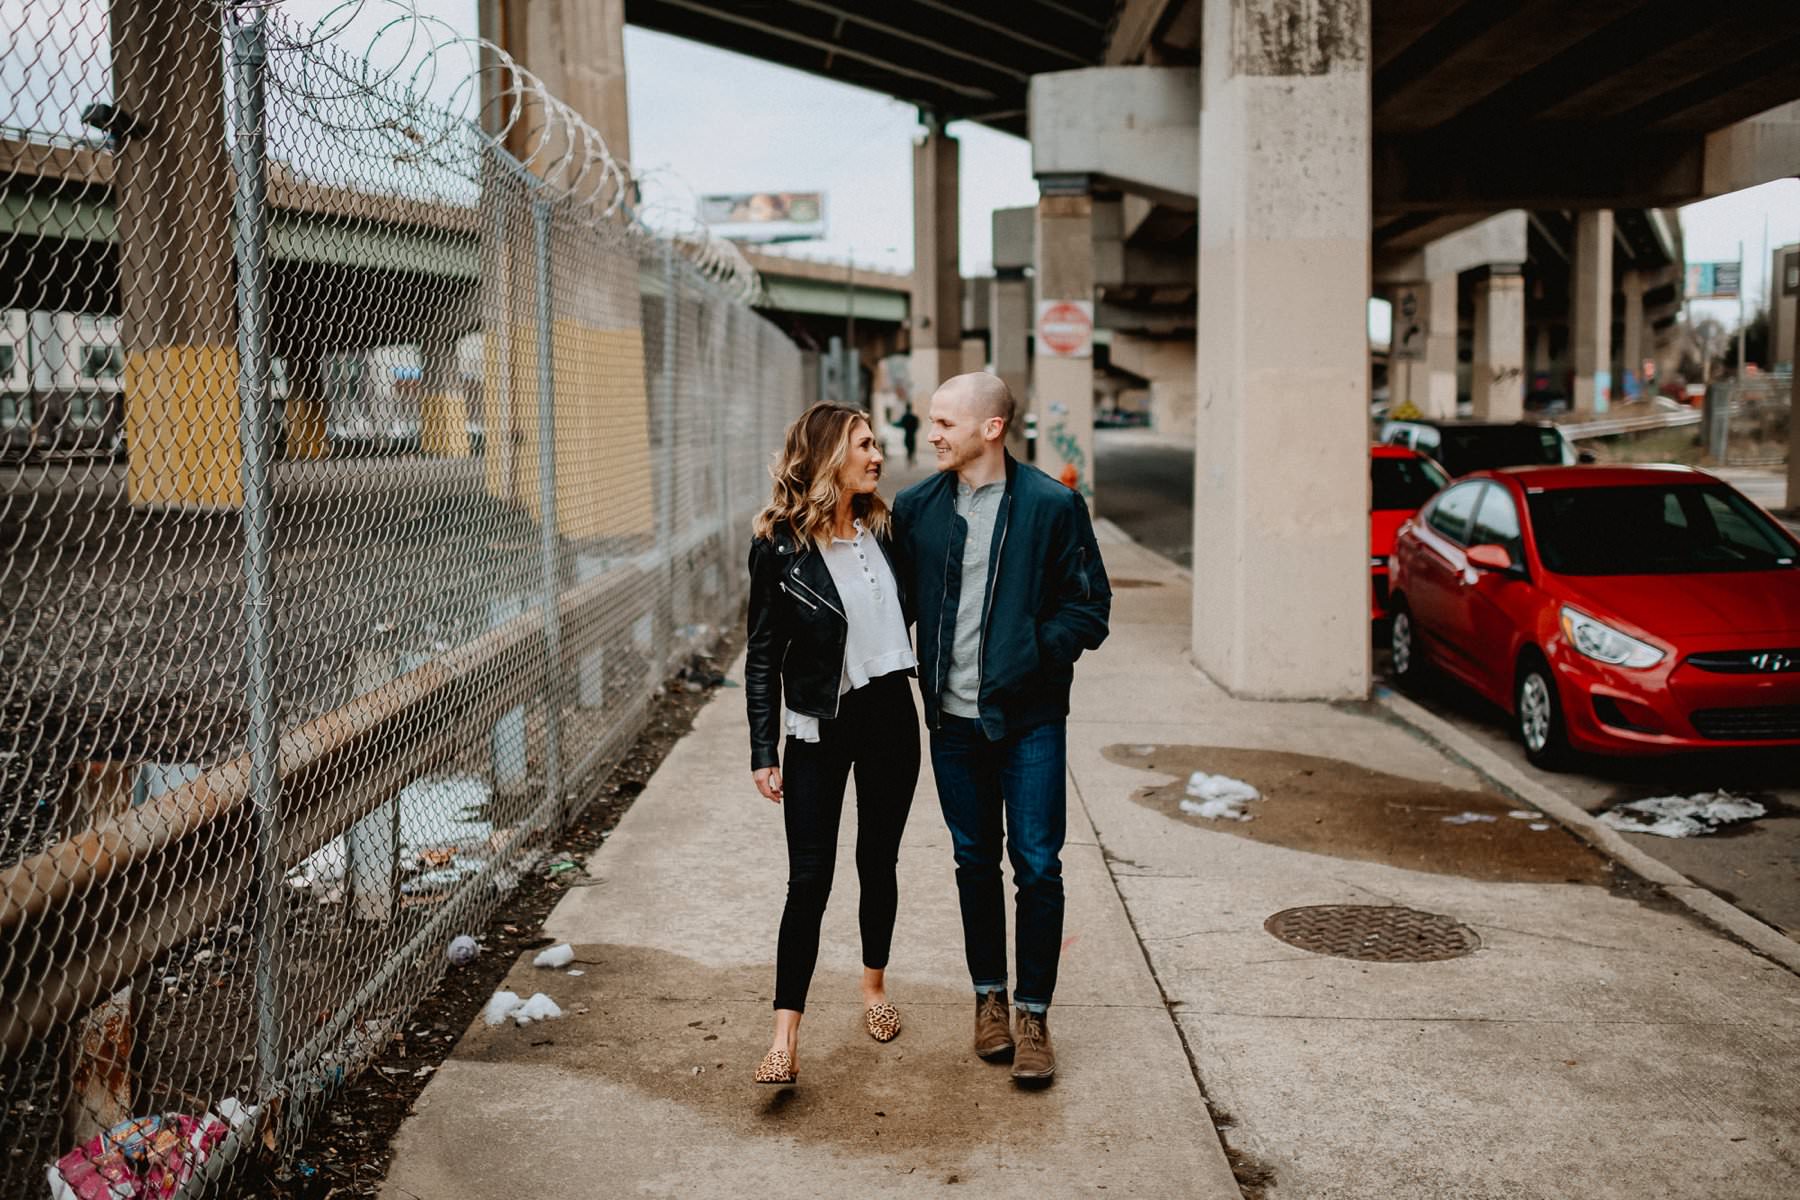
top-left (1263, 905), bottom-right (1480, 963)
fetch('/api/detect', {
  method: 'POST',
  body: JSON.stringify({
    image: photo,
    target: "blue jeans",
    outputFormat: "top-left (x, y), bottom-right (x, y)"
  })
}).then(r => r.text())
top-left (930, 715), bottom-right (1067, 1012)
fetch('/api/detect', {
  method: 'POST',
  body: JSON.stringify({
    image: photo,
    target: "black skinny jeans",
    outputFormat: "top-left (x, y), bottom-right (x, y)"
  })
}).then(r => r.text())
top-left (773, 671), bottom-right (920, 1013)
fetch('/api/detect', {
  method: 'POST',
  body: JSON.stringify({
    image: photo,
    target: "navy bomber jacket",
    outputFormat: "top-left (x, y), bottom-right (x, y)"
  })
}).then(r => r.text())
top-left (893, 454), bottom-right (1111, 739)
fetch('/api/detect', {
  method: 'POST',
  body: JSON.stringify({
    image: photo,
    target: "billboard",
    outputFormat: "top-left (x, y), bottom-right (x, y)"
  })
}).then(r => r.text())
top-left (1685, 260), bottom-right (1741, 299)
top-left (698, 191), bottom-right (827, 243)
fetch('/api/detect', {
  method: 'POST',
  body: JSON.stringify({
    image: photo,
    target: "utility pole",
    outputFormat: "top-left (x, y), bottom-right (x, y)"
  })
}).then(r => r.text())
top-left (845, 249), bottom-right (857, 407)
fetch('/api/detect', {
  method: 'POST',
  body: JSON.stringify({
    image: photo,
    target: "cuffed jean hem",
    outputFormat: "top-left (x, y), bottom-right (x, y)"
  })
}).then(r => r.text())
top-left (1014, 998), bottom-right (1050, 1014)
top-left (973, 981), bottom-right (1008, 996)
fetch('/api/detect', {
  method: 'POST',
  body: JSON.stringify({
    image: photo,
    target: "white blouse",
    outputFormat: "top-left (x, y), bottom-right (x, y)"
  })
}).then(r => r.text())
top-left (784, 520), bottom-right (916, 743)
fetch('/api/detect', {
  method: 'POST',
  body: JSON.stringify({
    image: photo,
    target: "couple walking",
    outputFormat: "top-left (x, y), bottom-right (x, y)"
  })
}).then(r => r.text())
top-left (744, 372), bottom-right (1112, 1089)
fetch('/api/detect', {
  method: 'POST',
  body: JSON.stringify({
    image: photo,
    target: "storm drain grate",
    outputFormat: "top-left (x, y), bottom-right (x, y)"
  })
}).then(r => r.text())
top-left (1263, 905), bottom-right (1480, 963)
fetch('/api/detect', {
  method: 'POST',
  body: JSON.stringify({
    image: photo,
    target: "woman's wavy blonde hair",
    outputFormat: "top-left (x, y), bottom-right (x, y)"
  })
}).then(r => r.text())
top-left (752, 402), bottom-right (892, 546)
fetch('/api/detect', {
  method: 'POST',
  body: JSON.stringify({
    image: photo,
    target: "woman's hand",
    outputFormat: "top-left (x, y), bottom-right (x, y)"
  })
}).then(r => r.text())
top-left (754, 767), bottom-right (784, 804)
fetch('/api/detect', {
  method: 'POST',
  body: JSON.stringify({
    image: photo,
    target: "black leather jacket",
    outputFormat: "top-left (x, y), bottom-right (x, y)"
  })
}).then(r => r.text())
top-left (745, 523), bottom-right (912, 771)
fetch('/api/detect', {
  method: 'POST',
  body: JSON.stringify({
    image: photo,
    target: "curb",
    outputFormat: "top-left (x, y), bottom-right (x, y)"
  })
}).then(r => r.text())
top-left (1375, 685), bottom-right (1800, 974)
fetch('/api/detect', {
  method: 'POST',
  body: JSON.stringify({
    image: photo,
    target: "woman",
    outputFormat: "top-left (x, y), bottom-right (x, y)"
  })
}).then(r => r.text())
top-left (744, 403), bottom-right (919, 1086)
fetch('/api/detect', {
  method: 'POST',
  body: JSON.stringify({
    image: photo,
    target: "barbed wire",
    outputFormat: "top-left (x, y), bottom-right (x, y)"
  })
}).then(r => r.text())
top-left (258, 0), bottom-right (766, 303)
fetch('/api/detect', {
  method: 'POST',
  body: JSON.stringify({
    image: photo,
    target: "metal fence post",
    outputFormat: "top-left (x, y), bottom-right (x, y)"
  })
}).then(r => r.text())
top-left (532, 199), bottom-right (565, 824)
top-left (657, 241), bottom-right (678, 675)
top-left (227, 5), bottom-right (284, 1112)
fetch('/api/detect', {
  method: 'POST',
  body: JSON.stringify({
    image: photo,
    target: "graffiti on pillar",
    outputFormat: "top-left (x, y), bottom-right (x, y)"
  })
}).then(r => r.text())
top-left (1047, 420), bottom-right (1093, 502)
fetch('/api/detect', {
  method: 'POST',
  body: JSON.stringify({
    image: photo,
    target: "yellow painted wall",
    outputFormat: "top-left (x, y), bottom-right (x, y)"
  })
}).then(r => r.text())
top-left (483, 322), bottom-right (653, 541)
top-left (123, 344), bottom-right (244, 507)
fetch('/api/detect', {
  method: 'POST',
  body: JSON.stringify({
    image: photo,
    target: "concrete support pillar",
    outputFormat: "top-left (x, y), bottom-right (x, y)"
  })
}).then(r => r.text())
top-left (480, 0), bottom-right (650, 542)
top-left (113, 0), bottom-right (241, 506)
top-left (485, 0), bottom-right (630, 171)
top-left (1571, 210), bottom-right (1615, 415)
top-left (1470, 269), bottom-right (1525, 421)
top-left (1789, 304), bottom-right (1799, 513)
top-left (909, 125), bottom-right (962, 404)
top-left (1193, 0), bottom-right (1371, 700)
top-left (991, 276), bottom-right (1031, 411)
top-left (1532, 322), bottom-right (1552, 377)
top-left (1621, 269), bottom-right (1645, 399)
top-left (1385, 278), bottom-right (1453, 419)
top-left (1109, 334), bottom-right (1197, 439)
top-left (991, 206), bottom-right (1035, 457)
top-left (420, 336), bottom-right (471, 457)
top-left (1034, 186), bottom-right (1095, 503)
top-left (1423, 274), bottom-right (1458, 417)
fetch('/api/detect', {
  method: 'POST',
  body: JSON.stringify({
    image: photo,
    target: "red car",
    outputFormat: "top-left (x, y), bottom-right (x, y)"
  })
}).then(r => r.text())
top-left (1388, 465), bottom-right (1800, 767)
top-left (1371, 444), bottom-right (1449, 620)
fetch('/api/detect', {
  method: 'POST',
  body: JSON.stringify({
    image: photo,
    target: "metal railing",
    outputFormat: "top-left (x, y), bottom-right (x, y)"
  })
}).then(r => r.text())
top-left (2, 3), bottom-right (800, 1192)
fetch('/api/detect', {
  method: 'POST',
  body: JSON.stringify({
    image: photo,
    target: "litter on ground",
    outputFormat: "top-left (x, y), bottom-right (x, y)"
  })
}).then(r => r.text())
top-left (1179, 772), bottom-right (1261, 822)
top-left (483, 990), bottom-right (565, 1027)
top-left (533, 944), bottom-right (575, 969)
top-left (1508, 810), bottom-right (1545, 820)
top-left (446, 935), bottom-right (479, 966)
top-left (482, 991), bottom-right (523, 1026)
top-left (1598, 791), bottom-right (1767, 839)
top-left (1442, 812), bottom-right (1499, 825)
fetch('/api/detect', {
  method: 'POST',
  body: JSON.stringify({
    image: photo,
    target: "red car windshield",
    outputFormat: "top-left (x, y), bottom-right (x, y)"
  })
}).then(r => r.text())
top-left (1372, 456), bottom-right (1448, 511)
top-left (1527, 485), bottom-right (1798, 575)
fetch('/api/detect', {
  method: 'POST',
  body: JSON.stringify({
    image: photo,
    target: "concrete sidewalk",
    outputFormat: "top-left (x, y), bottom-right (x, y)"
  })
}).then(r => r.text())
top-left (383, 526), bottom-right (1798, 1199)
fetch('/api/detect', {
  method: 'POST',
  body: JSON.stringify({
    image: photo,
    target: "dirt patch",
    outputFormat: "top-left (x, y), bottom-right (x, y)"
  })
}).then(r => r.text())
top-left (455, 944), bottom-right (1065, 1163)
top-left (227, 632), bottom-right (743, 1198)
top-left (1105, 744), bottom-right (1613, 885)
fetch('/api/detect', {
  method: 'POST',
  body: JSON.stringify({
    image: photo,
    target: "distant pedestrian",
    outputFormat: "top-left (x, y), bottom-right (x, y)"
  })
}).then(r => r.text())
top-left (893, 373), bottom-right (1111, 1087)
top-left (744, 403), bottom-right (919, 1086)
top-left (898, 406), bottom-right (920, 466)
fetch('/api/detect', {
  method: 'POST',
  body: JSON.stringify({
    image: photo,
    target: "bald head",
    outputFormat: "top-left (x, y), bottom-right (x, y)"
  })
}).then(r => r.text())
top-left (935, 372), bottom-right (1015, 430)
top-left (927, 372), bottom-right (1013, 482)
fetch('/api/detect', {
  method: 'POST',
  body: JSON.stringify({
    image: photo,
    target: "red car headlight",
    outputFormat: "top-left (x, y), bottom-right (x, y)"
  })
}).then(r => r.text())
top-left (1559, 606), bottom-right (1665, 670)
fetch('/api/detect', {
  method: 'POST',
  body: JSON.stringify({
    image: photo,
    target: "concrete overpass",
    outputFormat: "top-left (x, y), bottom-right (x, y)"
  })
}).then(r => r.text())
top-left (597, 0), bottom-right (1800, 700)
top-left (35, 0), bottom-right (1800, 699)
top-left (0, 132), bottom-right (913, 458)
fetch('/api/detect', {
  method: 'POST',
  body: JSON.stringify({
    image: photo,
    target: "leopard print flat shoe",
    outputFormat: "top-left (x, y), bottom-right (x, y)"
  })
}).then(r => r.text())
top-left (754, 1048), bottom-right (796, 1085)
top-left (864, 1001), bottom-right (902, 1043)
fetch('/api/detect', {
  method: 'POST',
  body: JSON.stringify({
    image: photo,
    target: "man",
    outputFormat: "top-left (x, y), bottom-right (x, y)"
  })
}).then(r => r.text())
top-left (893, 373), bottom-right (1111, 1087)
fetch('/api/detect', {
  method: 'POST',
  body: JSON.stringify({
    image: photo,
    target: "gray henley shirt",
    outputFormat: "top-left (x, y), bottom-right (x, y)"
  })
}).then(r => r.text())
top-left (940, 479), bottom-right (1004, 718)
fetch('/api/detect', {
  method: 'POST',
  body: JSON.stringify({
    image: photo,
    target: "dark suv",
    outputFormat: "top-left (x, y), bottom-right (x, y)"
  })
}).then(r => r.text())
top-left (1377, 418), bottom-right (1591, 480)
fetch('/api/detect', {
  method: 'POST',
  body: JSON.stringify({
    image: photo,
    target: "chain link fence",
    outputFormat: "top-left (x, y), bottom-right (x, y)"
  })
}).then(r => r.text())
top-left (1703, 370), bottom-right (1792, 469)
top-left (3, 2), bottom-right (800, 1192)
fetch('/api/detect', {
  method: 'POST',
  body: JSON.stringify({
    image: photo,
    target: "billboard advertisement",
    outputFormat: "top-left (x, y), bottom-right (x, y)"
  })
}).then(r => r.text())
top-left (1685, 260), bottom-right (1741, 299)
top-left (698, 191), bottom-right (827, 243)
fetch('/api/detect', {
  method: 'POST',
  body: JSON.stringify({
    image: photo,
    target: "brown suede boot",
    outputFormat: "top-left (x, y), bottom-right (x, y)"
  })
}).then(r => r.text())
top-left (1010, 1008), bottom-right (1055, 1085)
top-left (974, 992), bottom-right (1015, 1061)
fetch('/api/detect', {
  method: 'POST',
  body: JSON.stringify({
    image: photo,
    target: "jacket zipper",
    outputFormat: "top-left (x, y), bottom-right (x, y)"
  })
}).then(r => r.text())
top-left (779, 580), bottom-right (819, 611)
top-left (787, 551), bottom-right (848, 719)
top-left (935, 515), bottom-right (957, 703)
top-left (976, 501), bottom-right (1010, 692)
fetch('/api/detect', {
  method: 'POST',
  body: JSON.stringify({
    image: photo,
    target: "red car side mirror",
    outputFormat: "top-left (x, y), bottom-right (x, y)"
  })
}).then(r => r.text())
top-left (1467, 543), bottom-right (1514, 573)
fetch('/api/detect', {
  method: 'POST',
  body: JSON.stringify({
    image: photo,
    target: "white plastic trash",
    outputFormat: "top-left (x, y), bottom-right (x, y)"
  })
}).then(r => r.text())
top-left (483, 990), bottom-right (524, 1026)
top-left (514, 993), bottom-right (563, 1025)
top-left (533, 944), bottom-right (575, 969)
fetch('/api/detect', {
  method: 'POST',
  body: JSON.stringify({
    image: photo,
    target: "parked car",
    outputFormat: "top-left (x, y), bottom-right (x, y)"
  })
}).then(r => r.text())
top-left (1378, 418), bottom-right (1592, 479)
top-left (1370, 444), bottom-right (1448, 620)
top-left (1388, 465), bottom-right (1800, 767)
